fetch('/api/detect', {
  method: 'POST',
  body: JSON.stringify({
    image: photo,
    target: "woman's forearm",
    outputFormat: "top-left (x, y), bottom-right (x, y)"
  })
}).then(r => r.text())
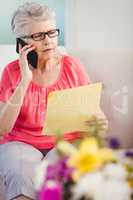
top-left (0, 79), bottom-right (30, 135)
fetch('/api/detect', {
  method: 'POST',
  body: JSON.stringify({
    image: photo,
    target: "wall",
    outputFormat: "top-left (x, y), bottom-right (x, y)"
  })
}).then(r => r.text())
top-left (0, 0), bottom-right (64, 45)
top-left (65, 0), bottom-right (133, 49)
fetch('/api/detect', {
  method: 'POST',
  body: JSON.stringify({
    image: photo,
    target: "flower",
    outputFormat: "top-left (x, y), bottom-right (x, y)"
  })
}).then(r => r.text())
top-left (125, 150), bottom-right (133, 158)
top-left (34, 116), bottom-right (133, 199)
top-left (45, 157), bottom-right (73, 182)
top-left (108, 137), bottom-right (121, 149)
top-left (72, 172), bottom-right (103, 199)
top-left (39, 180), bottom-right (63, 200)
top-left (103, 163), bottom-right (127, 180)
top-left (72, 163), bottom-right (132, 200)
top-left (68, 138), bottom-right (102, 176)
top-left (67, 137), bottom-right (115, 180)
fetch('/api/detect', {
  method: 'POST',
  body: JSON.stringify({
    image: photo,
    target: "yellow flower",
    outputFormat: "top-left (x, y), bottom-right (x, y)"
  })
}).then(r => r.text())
top-left (68, 137), bottom-right (103, 179)
top-left (67, 137), bottom-right (116, 181)
top-left (80, 137), bottom-right (99, 154)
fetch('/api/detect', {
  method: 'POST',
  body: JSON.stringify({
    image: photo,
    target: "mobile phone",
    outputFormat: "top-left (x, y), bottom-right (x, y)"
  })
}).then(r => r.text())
top-left (16, 38), bottom-right (38, 68)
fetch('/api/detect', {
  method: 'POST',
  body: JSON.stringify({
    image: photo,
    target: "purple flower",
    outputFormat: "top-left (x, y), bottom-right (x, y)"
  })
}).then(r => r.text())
top-left (108, 137), bottom-right (120, 149)
top-left (39, 180), bottom-right (63, 200)
top-left (45, 164), bottom-right (58, 180)
top-left (125, 150), bottom-right (133, 158)
top-left (57, 157), bottom-right (74, 181)
top-left (45, 157), bottom-right (73, 182)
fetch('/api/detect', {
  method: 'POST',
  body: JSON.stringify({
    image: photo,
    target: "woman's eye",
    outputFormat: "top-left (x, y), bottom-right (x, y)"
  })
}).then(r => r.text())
top-left (50, 30), bottom-right (56, 34)
top-left (33, 33), bottom-right (43, 39)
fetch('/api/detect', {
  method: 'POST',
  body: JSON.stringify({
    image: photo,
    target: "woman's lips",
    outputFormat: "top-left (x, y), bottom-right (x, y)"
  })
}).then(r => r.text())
top-left (43, 48), bottom-right (53, 52)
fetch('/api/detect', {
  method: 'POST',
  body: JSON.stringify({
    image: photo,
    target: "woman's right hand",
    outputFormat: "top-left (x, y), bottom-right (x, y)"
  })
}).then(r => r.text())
top-left (19, 44), bottom-right (36, 83)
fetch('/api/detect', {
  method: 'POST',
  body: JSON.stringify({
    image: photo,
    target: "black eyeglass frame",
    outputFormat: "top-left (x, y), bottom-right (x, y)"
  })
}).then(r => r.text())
top-left (21, 28), bottom-right (60, 41)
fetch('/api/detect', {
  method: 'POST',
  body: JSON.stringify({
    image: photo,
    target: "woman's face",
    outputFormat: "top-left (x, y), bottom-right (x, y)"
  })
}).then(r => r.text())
top-left (27, 20), bottom-right (59, 61)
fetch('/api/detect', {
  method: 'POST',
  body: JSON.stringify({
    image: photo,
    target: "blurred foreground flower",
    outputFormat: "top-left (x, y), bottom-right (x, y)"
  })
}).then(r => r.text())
top-left (34, 115), bottom-right (133, 200)
top-left (68, 137), bottom-right (115, 180)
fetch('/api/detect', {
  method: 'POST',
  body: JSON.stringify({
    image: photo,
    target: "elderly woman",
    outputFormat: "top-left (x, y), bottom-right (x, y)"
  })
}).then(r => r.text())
top-left (0, 2), bottom-right (108, 200)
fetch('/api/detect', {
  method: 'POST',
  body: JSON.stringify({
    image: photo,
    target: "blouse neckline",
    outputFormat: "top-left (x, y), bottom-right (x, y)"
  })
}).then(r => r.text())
top-left (30, 55), bottom-right (65, 89)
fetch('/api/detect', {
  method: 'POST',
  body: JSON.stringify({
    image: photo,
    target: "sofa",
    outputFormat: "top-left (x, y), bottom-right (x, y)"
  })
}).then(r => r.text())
top-left (0, 45), bottom-right (133, 199)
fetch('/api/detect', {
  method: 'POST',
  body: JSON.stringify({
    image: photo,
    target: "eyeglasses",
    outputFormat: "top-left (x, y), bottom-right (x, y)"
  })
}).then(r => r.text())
top-left (21, 28), bottom-right (60, 41)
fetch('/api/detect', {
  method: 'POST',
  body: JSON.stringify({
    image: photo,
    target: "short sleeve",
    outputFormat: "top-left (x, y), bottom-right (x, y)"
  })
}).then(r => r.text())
top-left (0, 66), bottom-right (13, 102)
top-left (70, 56), bottom-right (91, 86)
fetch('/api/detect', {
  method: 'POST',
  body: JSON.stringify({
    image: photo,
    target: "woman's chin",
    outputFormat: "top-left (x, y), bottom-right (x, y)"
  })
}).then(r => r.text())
top-left (42, 49), bottom-right (55, 58)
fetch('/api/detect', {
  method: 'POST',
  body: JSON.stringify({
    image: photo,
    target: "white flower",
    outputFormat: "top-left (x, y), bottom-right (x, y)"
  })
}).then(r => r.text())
top-left (72, 172), bottom-right (103, 199)
top-left (103, 163), bottom-right (127, 180)
top-left (72, 164), bottom-right (132, 200)
top-left (94, 179), bottom-right (132, 200)
top-left (93, 164), bottom-right (132, 200)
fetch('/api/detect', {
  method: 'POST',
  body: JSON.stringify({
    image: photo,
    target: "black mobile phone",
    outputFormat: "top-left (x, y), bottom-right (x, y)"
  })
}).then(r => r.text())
top-left (16, 38), bottom-right (38, 68)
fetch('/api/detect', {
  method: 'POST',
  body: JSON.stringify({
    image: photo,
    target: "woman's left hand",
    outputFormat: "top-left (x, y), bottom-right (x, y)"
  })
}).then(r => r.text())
top-left (85, 111), bottom-right (108, 136)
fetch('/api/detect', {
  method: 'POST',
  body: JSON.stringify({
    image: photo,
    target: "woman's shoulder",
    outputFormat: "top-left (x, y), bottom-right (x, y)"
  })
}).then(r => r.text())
top-left (4, 59), bottom-right (20, 72)
top-left (63, 54), bottom-right (80, 65)
top-left (63, 54), bottom-right (86, 73)
top-left (1, 59), bottom-right (21, 86)
top-left (62, 54), bottom-right (90, 86)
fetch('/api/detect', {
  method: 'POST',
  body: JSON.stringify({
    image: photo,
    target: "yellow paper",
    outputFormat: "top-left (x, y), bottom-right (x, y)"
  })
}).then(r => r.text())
top-left (43, 82), bottom-right (102, 135)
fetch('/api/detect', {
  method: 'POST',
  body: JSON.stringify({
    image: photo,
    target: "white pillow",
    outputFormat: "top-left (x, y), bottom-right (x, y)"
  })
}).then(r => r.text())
top-left (0, 45), bottom-right (66, 77)
top-left (0, 45), bottom-right (17, 76)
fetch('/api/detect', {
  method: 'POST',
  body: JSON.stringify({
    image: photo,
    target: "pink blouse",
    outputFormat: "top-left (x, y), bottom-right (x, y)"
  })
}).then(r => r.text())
top-left (0, 55), bottom-right (90, 149)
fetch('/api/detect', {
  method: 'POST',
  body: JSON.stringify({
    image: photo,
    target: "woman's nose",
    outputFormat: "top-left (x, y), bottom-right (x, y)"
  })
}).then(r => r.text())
top-left (42, 35), bottom-right (52, 46)
top-left (44, 34), bottom-right (51, 42)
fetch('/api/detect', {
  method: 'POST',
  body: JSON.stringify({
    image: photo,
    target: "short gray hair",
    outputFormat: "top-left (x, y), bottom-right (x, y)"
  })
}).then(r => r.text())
top-left (11, 2), bottom-right (56, 38)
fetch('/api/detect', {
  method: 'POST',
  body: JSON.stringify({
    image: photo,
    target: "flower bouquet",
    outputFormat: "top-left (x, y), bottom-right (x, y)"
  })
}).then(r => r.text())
top-left (35, 116), bottom-right (133, 200)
